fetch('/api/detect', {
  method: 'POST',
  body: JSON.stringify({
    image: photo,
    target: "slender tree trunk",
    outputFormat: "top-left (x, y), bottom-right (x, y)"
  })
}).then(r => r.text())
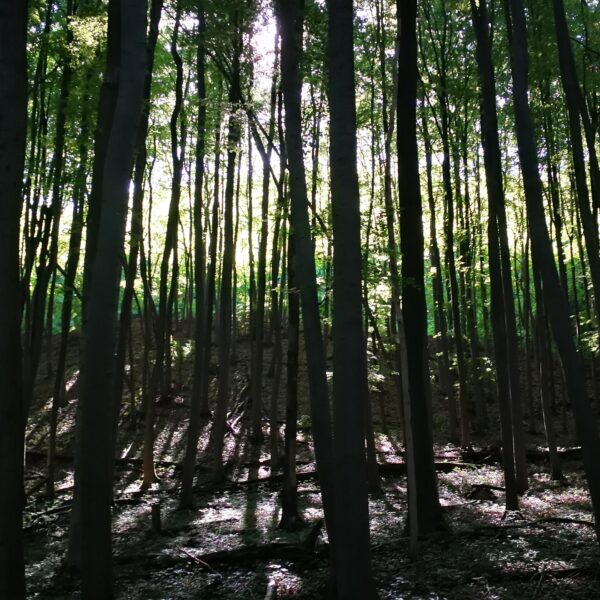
top-left (113, 0), bottom-right (163, 473)
top-left (47, 90), bottom-right (90, 497)
top-left (327, 1), bottom-right (376, 594)
top-left (276, 0), bottom-right (337, 568)
top-left (397, 0), bottom-right (445, 537)
top-left (423, 117), bottom-right (456, 443)
top-left (375, 0), bottom-right (411, 440)
top-left (212, 22), bottom-right (242, 481)
top-left (460, 135), bottom-right (487, 432)
top-left (143, 5), bottom-right (185, 487)
top-left (521, 235), bottom-right (536, 433)
top-left (470, 0), bottom-right (523, 508)
top-left (270, 214), bottom-right (287, 468)
top-left (552, 0), bottom-right (600, 334)
top-left (434, 28), bottom-right (471, 446)
top-left (199, 99), bottom-right (223, 417)
top-left (267, 89), bottom-right (286, 363)
top-left (251, 44), bottom-right (279, 443)
top-left (181, 0), bottom-right (207, 508)
top-left (0, 2), bottom-right (28, 596)
top-left (68, 1), bottom-right (123, 564)
top-left (280, 228), bottom-right (303, 530)
top-left (230, 153), bottom-right (242, 365)
top-left (533, 269), bottom-right (564, 481)
top-left (505, 0), bottom-right (600, 539)
top-left (75, 1), bottom-right (146, 595)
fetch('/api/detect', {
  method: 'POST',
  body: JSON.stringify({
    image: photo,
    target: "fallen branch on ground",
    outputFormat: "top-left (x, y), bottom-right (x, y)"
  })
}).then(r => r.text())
top-left (458, 516), bottom-right (595, 536)
top-left (462, 446), bottom-right (583, 465)
top-left (117, 519), bottom-right (327, 570)
top-left (26, 450), bottom-right (181, 470)
top-left (188, 461), bottom-right (479, 494)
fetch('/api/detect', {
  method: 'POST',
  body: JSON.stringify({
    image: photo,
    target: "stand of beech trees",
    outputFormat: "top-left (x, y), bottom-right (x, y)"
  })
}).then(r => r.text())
top-left (3, 0), bottom-right (600, 596)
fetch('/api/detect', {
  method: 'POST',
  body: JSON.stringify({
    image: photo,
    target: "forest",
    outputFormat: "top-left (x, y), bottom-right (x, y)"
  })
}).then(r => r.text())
top-left (2, 0), bottom-right (600, 597)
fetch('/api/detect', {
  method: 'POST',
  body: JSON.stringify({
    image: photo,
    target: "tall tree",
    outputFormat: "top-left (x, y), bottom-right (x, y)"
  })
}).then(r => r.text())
top-left (552, 0), bottom-right (600, 330)
top-left (397, 0), bottom-right (445, 536)
top-left (276, 0), bottom-right (337, 571)
top-left (68, 0), bottom-right (123, 566)
top-left (212, 6), bottom-right (243, 481)
top-left (0, 1), bottom-right (28, 597)
top-left (142, 2), bottom-right (185, 488)
top-left (504, 0), bottom-right (600, 540)
top-left (250, 42), bottom-right (279, 443)
top-left (181, 0), bottom-right (208, 508)
top-left (327, 0), bottom-right (376, 596)
top-left (74, 0), bottom-right (147, 595)
top-left (114, 0), bottom-right (163, 480)
top-left (280, 228), bottom-right (302, 530)
top-left (470, 0), bottom-right (523, 509)
top-left (48, 74), bottom-right (93, 498)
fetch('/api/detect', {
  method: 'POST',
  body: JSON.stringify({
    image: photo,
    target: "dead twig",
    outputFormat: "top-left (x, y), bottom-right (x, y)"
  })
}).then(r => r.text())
top-left (179, 548), bottom-right (222, 576)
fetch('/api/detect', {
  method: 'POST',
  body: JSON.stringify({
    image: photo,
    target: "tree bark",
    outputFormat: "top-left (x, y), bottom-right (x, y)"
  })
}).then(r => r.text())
top-left (327, 0), bottom-right (376, 595)
top-left (0, 1), bottom-right (28, 596)
top-left (552, 0), bottom-right (600, 334)
top-left (180, 0), bottom-right (207, 509)
top-left (212, 16), bottom-right (242, 481)
top-left (114, 0), bottom-right (163, 482)
top-left (251, 42), bottom-right (279, 443)
top-left (470, 0), bottom-right (522, 509)
top-left (143, 5), bottom-right (185, 488)
top-left (276, 0), bottom-right (337, 569)
top-left (505, 0), bottom-right (600, 540)
top-left (280, 229), bottom-right (302, 531)
top-left (75, 1), bottom-right (146, 595)
top-left (397, 0), bottom-right (445, 537)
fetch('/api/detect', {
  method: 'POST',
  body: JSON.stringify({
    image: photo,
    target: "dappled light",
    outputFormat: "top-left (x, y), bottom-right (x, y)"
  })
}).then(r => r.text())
top-left (1, 0), bottom-right (600, 598)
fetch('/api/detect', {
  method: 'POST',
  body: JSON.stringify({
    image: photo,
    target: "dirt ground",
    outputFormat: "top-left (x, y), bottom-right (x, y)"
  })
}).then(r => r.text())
top-left (23, 328), bottom-right (600, 598)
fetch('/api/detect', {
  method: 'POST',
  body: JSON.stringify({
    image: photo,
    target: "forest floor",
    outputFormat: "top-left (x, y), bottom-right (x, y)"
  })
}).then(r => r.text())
top-left (23, 324), bottom-right (600, 599)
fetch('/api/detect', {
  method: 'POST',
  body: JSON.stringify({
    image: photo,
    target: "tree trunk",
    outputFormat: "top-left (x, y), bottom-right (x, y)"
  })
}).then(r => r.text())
top-left (280, 228), bottom-right (302, 531)
top-left (114, 0), bottom-right (163, 480)
top-left (505, 0), bottom-right (600, 540)
top-left (552, 0), bottom-right (600, 336)
top-left (68, 0), bottom-right (123, 566)
top-left (199, 94), bottom-right (223, 418)
top-left (181, 0), bottom-right (207, 509)
top-left (397, 0), bottom-right (445, 537)
top-left (422, 116), bottom-right (456, 443)
top-left (327, 0), bottom-right (376, 594)
top-left (47, 85), bottom-right (91, 498)
top-left (470, 0), bottom-right (522, 509)
top-left (533, 270), bottom-right (564, 481)
top-left (75, 0), bottom-right (146, 595)
top-left (276, 0), bottom-right (337, 569)
top-left (142, 5), bottom-right (185, 488)
top-left (0, 1), bottom-right (28, 596)
top-left (212, 20), bottom-right (242, 481)
top-left (251, 42), bottom-right (278, 443)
